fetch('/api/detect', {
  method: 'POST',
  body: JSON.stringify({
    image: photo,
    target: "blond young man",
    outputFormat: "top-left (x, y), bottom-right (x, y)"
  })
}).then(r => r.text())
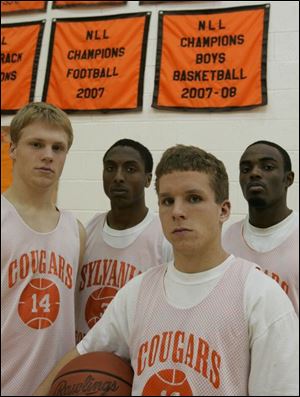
top-left (1, 102), bottom-right (85, 396)
top-left (35, 145), bottom-right (298, 396)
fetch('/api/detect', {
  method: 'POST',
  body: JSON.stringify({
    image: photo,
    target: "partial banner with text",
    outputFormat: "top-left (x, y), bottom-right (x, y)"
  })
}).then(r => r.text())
top-left (1, 20), bottom-right (45, 114)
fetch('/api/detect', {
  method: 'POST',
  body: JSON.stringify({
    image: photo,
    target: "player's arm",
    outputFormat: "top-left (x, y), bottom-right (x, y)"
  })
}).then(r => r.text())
top-left (246, 269), bottom-right (299, 395)
top-left (33, 348), bottom-right (79, 396)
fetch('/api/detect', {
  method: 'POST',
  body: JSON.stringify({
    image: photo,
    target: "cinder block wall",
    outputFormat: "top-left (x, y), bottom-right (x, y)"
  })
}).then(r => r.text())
top-left (2, 0), bottom-right (299, 227)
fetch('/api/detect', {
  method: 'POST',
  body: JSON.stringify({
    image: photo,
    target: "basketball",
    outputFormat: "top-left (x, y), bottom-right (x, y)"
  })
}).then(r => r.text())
top-left (48, 352), bottom-right (133, 396)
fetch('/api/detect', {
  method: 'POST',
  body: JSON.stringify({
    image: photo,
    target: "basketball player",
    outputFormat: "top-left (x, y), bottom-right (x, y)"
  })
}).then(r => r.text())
top-left (75, 139), bottom-right (172, 343)
top-left (35, 145), bottom-right (299, 396)
top-left (1, 102), bottom-right (86, 396)
top-left (222, 141), bottom-right (299, 315)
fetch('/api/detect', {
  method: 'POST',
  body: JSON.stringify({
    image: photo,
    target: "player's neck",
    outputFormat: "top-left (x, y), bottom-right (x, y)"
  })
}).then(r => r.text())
top-left (107, 205), bottom-right (148, 230)
top-left (173, 246), bottom-right (229, 274)
top-left (4, 183), bottom-right (56, 212)
top-left (249, 205), bottom-right (292, 228)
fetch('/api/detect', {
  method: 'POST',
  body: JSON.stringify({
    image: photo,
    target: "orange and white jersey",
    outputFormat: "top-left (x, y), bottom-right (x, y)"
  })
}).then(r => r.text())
top-left (130, 261), bottom-right (251, 395)
top-left (75, 210), bottom-right (172, 343)
top-left (223, 215), bottom-right (299, 315)
top-left (77, 256), bottom-right (299, 396)
top-left (1, 195), bottom-right (80, 396)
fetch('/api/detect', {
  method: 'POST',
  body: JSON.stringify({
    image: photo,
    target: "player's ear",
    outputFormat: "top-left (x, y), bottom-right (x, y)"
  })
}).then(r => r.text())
top-left (9, 142), bottom-right (17, 160)
top-left (145, 173), bottom-right (152, 188)
top-left (285, 171), bottom-right (294, 188)
top-left (219, 200), bottom-right (231, 224)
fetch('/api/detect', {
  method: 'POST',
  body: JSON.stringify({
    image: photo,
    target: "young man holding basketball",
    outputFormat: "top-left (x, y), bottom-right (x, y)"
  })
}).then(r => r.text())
top-left (1, 102), bottom-right (85, 396)
top-left (222, 141), bottom-right (298, 315)
top-left (75, 139), bottom-right (172, 342)
top-left (35, 145), bottom-right (299, 396)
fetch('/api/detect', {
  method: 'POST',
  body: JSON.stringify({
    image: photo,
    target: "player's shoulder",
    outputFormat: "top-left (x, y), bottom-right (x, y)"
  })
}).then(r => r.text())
top-left (223, 218), bottom-right (244, 236)
top-left (244, 260), bottom-right (296, 319)
top-left (85, 212), bottom-right (107, 234)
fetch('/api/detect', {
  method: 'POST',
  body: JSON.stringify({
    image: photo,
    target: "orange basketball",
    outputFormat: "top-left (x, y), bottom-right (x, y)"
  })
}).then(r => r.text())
top-left (48, 352), bottom-right (133, 396)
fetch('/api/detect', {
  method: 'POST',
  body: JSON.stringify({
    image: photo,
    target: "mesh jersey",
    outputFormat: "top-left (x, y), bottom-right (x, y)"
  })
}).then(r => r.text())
top-left (1, 196), bottom-right (80, 396)
top-left (223, 220), bottom-right (299, 315)
top-left (130, 260), bottom-right (253, 396)
top-left (75, 211), bottom-right (169, 343)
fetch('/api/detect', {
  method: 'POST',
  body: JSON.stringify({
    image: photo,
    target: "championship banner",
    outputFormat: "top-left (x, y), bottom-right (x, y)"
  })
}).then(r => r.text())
top-left (1, 21), bottom-right (45, 114)
top-left (52, 1), bottom-right (127, 9)
top-left (43, 13), bottom-right (151, 112)
top-left (153, 4), bottom-right (270, 111)
top-left (1, 1), bottom-right (47, 14)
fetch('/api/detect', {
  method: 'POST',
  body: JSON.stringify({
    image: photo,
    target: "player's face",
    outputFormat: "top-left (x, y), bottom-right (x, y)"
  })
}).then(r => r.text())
top-left (9, 121), bottom-right (69, 189)
top-left (239, 144), bottom-right (292, 209)
top-left (158, 171), bottom-right (230, 257)
top-left (103, 146), bottom-right (151, 208)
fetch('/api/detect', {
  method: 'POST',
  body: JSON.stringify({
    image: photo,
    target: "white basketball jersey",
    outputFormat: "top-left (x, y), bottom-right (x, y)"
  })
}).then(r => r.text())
top-left (76, 211), bottom-right (170, 343)
top-left (130, 260), bottom-right (253, 396)
top-left (1, 196), bottom-right (80, 396)
top-left (223, 220), bottom-right (299, 315)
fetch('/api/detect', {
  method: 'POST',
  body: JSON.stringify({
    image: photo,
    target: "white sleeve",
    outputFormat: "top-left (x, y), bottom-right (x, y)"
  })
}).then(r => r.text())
top-left (245, 268), bottom-right (299, 396)
top-left (76, 273), bottom-right (144, 361)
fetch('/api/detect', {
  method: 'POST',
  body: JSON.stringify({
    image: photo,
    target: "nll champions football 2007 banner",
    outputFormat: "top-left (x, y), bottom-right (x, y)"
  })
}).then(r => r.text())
top-left (43, 13), bottom-right (151, 112)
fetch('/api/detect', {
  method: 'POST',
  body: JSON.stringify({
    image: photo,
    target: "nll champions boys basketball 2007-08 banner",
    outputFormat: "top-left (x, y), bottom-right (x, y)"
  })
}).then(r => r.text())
top-left (1, 21), bottom-right (45, 114)
top-left (42, 13), bottom-right (151, 112)
top-left (152, 4), bottom-right (270, 111)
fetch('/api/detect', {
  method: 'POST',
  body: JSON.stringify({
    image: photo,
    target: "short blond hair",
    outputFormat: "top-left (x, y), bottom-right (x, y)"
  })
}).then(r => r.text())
top-left (155, 145), bottom-right (229, 204)
top-left (10, 102), bottom-right (73, 149)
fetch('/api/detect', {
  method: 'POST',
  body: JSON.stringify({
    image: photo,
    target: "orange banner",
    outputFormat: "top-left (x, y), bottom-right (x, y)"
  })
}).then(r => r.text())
top-left (1, 21), bottom-right (45, 114)
top-left (153, 4), bottom-right (269, 111)
top-left (52, 1), bottom-right (126, 8)
top-left (1, 1), bottom-right (47, 14)
top-left (43, 13), bottom-right (150, 112)
top-left (1, 128), bottom-right (13, 193)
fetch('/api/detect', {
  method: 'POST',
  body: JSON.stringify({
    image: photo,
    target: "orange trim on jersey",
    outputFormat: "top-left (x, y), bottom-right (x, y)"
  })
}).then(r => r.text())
top-left (1, 1), bottom-right (47, 14)
top-left (152, 4), bottom-right (269, 111)
top-left (52, 1), bottom-right (127, 9)
top-left (42, 13), bottom-right (150, 112)
top-left (1, 21), bottom-right (45, 113)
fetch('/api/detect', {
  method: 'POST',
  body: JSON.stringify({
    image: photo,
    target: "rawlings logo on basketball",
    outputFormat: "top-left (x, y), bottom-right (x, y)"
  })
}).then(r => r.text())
top-left (53, 375), bottom-right (119, 396)
top-left (85, 286), bottom-right (118, 329)
top-left (18, 278), bottom-right (60, 329)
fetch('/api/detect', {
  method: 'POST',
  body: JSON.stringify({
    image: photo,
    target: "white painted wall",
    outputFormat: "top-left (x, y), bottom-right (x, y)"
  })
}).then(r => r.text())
top-left (2, 0), bottom-right (299, 227)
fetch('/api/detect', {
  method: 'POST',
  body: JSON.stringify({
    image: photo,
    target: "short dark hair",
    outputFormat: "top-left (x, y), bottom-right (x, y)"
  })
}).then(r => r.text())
top-left (103, 139), bottom-right (153, 173)
top-left (155, 145), bottom-right (229, 204)
top-left (245, 141), bottom-right (292, 172)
